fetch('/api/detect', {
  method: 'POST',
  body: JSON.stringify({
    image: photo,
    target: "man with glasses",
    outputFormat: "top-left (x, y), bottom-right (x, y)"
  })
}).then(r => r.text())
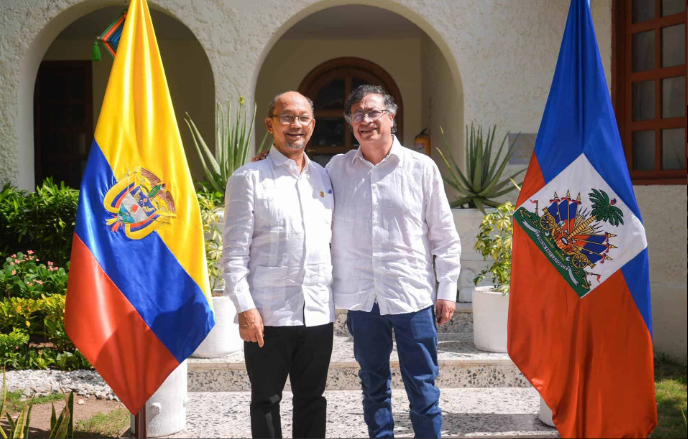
top-left (222, 91), bottom-right (335, 438)
top-left (326, 85), bottom-right (461, 438)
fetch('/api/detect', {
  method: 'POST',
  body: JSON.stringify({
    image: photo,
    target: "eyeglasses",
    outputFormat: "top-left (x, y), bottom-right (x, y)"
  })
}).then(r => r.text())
top-left (350, 110), bottom-right (388, 124)
top-left (271, 114), bottom-right (314, 125)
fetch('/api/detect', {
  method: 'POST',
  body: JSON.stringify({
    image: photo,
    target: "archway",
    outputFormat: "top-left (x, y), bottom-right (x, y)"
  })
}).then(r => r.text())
top-left (252, 2), bottom-right (464, 172)
top-left (20, 2), bottom-right (215, 189)
top-left (298, 57), bottom-right (404, 166)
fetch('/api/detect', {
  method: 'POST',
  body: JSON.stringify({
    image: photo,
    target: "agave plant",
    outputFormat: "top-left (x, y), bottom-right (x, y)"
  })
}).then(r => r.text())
top-left (185, 98), bottom-right (271, 194)
top-left (1, 369), bottom-right (75, 438)
top-left (437, 124), bottom-right (525, 213)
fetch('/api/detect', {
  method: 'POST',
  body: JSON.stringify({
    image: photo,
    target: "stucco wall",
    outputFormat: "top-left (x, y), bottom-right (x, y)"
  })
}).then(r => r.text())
top-left (635, 186), bottom-right (688, 360)
top-left (254, 38), bottom-right (423, 149)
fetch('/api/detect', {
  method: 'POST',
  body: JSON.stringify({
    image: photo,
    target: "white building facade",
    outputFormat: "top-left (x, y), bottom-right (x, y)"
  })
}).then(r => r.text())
top-left (0, 0), bottom-right (685, 360)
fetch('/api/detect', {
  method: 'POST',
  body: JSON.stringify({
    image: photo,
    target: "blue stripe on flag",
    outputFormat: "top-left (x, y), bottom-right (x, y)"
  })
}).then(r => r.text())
top-left (533, 0), bottom-right (643, 221)
top-left (621, 248), bottom-right (653, 337)
top-left (75, 139), bottom-right (215, 362)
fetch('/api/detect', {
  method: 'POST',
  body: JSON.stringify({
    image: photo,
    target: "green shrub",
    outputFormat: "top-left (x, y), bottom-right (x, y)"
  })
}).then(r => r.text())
top-left (0, 179), bottom-right (79, 266)
top-left (197, 187), bottom-right (224, 291)
top-left (40, 295), bottom-right (71, 350)
top-left (0, 329), bottom-right (30, 369)
top-left (0, 297), bottom-right (41, 336)
top-left (0, 251), bottom-right (69, 300)
top-left (474, 202), bottom-right (515, 295)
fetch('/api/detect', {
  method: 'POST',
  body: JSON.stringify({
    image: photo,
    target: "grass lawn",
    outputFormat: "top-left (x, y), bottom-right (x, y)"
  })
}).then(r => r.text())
top-left (74, 408), bottom-right (130, 438)
top-left (652, 356), bottom-right (688, 439)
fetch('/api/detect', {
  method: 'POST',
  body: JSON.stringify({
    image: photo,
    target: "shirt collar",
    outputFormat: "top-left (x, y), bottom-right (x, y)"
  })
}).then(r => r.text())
top-left (269, 145), bottom-right (311, 171)
top-left (353, 136), bottom-right (405, 165)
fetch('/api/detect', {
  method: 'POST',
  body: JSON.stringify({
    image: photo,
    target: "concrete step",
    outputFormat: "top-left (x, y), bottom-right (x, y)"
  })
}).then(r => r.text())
top-left (188, 332), bottom-right (529, 392)
top-left (334, 303), bottom-right (473, 337)
top-left (167, 388), bottom-right (558, 438)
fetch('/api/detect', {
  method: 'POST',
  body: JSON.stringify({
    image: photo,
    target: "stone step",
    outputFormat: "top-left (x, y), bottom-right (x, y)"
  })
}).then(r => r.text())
top-left (188, 333), bottom-right (528, 392)
top-left (334, 303), bottom-right (474, 337)
top-left (167, 388), bottom-right (558, 438)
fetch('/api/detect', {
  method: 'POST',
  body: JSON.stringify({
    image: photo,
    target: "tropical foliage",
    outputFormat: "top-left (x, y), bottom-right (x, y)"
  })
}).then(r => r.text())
top-left (437, 124), bottom-right (524, 213)
top-left (474, 202), bottom-right (515, 295)
top-left (0, 179), bottom-right (79, 267)
top-left (185, 98), bottom-right (272, 195)
top-left (197, 185), bottom-right (224, 292)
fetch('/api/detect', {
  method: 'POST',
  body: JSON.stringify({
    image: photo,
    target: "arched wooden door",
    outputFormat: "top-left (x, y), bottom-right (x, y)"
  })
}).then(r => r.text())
top-left (298, 57), bottom-right (403, 166)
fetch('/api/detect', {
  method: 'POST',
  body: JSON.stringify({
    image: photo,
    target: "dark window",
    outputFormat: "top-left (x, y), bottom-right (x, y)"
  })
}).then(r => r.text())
top-left (34, 61), bottom-right (94, 189)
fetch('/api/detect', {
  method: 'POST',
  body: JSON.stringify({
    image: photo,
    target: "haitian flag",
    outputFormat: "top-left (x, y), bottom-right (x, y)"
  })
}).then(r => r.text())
top-left (65, 0), bottom-right (215, 414)
top-left (508, 0), bottom-right (657, 437)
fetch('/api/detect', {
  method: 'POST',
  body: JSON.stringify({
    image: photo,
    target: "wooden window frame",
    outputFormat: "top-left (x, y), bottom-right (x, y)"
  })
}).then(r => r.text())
top-left (612, 0), bottom-right (687, 185)
top-left (298, 57), bottom-right (403, 155)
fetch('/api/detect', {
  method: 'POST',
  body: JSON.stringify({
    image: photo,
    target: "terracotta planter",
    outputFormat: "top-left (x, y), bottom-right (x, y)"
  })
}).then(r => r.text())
top-left (472, 286), bottom-right (509, 353)
top-left (451, 208), bottom-right (494, 303)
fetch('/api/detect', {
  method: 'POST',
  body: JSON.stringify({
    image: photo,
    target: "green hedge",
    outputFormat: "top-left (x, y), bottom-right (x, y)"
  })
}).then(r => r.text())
top-left (0, 178), bottom-right (79, 267)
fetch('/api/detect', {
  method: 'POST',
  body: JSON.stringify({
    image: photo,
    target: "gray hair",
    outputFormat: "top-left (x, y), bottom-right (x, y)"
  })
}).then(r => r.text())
top-left (343, 85), bottom-right (398, 134)
top-left (267, 91), bottom-right (315, 117)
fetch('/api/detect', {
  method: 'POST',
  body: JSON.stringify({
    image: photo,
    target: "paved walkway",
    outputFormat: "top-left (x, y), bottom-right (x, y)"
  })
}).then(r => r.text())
top-left (168, 388), bottom-right (558, 438)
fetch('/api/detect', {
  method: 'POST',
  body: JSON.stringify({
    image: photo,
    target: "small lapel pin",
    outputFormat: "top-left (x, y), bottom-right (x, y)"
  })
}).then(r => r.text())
top-left (320, 191), bottom-right (325, 198)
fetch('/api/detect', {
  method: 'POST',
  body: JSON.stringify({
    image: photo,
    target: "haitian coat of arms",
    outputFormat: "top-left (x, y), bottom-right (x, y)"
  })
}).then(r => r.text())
top-left (514, 189), bottom-right (624, 298)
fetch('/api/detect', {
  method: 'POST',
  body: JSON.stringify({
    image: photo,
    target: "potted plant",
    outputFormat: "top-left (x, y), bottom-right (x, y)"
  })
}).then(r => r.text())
top-left (185, 98), bottom-right (271, 358)
top-left (437, 124), bottom-right (523, 302)
top-left (471, 202), bottom-right (514, 353)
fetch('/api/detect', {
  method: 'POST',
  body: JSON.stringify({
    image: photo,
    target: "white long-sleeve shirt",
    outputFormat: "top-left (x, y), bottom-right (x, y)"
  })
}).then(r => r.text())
top-left (221, 147), bottom-right (335, 327)
top-left (326, 136), bottom-right (461, 315)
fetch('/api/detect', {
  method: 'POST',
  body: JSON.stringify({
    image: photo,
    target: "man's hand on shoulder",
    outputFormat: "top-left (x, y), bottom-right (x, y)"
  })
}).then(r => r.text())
top-left (435, 299), bottom-right (456, 326)
top-left (251, 151), bottom-right (269, 162)
top-left (238, 308), bottom-right (265, 347)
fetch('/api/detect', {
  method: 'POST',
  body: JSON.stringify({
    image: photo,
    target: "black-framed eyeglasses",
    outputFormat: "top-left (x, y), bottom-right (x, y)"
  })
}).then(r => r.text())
top-left (271, 114), bottom-right (314, 125)
top-left (350, 110), bottom-right (388, 124)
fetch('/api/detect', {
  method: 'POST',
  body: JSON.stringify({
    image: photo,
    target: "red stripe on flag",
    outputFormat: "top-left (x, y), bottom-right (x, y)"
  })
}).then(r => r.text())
top-left (509, 225), bottom-right (657, 438)
top-left (517, 153), bottom-right (546, 206)
top-left (65, 234), bottom-right (180, 414)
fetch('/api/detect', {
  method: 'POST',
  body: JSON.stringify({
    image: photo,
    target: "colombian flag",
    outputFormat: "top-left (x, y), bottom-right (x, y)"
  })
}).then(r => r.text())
top-left (65, 0), bottom-right (215, 414)
top-left (508, 0), bottom-right (657, 437)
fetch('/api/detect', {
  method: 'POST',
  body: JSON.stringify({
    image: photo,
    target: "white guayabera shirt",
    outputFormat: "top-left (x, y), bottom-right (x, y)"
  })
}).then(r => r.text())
top-left (222, 147), bottom-right (335, 327)
top-left (326, 136), bottom-right (462, 315)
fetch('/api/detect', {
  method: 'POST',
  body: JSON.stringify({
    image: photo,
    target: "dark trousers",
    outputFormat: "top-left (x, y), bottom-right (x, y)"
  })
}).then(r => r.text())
top-left (244, 323), bottom-right (334, 438)
top-left (348, 304), bottom-right (442, 438)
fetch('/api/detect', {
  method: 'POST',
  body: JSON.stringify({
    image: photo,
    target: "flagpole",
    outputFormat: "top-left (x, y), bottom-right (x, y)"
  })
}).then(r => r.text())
top-left (134, 406), bottom-right (147, 439)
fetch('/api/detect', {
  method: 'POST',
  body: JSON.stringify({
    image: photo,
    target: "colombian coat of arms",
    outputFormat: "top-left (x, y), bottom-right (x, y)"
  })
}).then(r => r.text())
top-left (103, 167), bottom-right (176, 240)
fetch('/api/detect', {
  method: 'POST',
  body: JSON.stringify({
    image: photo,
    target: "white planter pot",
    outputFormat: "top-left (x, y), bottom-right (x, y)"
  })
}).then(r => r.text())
top-left (192, 295), bottom-right (243, 358)
top-left (452, 208), bottom-right (494, 303)
top-left (472, 286), bottom-right (509, 353)
top-left (539, 396), bottom-right (556, 427)
top-left (130, 361), bottom-right (187, 437)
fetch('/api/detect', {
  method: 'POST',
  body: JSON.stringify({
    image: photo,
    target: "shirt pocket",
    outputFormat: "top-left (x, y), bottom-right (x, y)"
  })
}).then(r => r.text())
top-left (252, 265), bottom-right (287, 301)
top-left (254, 183), bottom-right (283, 230)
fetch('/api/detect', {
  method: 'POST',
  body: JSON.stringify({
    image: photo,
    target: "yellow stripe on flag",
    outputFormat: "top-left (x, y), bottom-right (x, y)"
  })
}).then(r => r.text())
top-left (94, 0), bottom-right (212, 306)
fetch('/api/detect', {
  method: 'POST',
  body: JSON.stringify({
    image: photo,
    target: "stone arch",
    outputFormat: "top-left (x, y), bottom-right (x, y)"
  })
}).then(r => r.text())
top-left (251, 0), bottom-right (465, 183)
top-left (17, 0), bottom-right (215, 189)
top-left (249, 0), bottom-right (463, 101)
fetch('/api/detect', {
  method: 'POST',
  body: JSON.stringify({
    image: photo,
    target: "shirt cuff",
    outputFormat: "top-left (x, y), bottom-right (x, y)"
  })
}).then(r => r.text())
top-left (437, 282), bottom-right (458, 302)
top-left (225, 288), bottom-right (256, 314)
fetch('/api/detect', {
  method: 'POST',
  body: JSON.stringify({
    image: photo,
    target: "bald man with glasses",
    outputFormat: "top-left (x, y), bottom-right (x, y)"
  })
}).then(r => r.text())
top-left (222, 91), bottom-right (335, 438)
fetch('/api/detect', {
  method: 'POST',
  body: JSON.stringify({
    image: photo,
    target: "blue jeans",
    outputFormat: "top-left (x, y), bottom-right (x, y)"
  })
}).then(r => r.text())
top-left (347, 303), bottom-right (442, 438)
